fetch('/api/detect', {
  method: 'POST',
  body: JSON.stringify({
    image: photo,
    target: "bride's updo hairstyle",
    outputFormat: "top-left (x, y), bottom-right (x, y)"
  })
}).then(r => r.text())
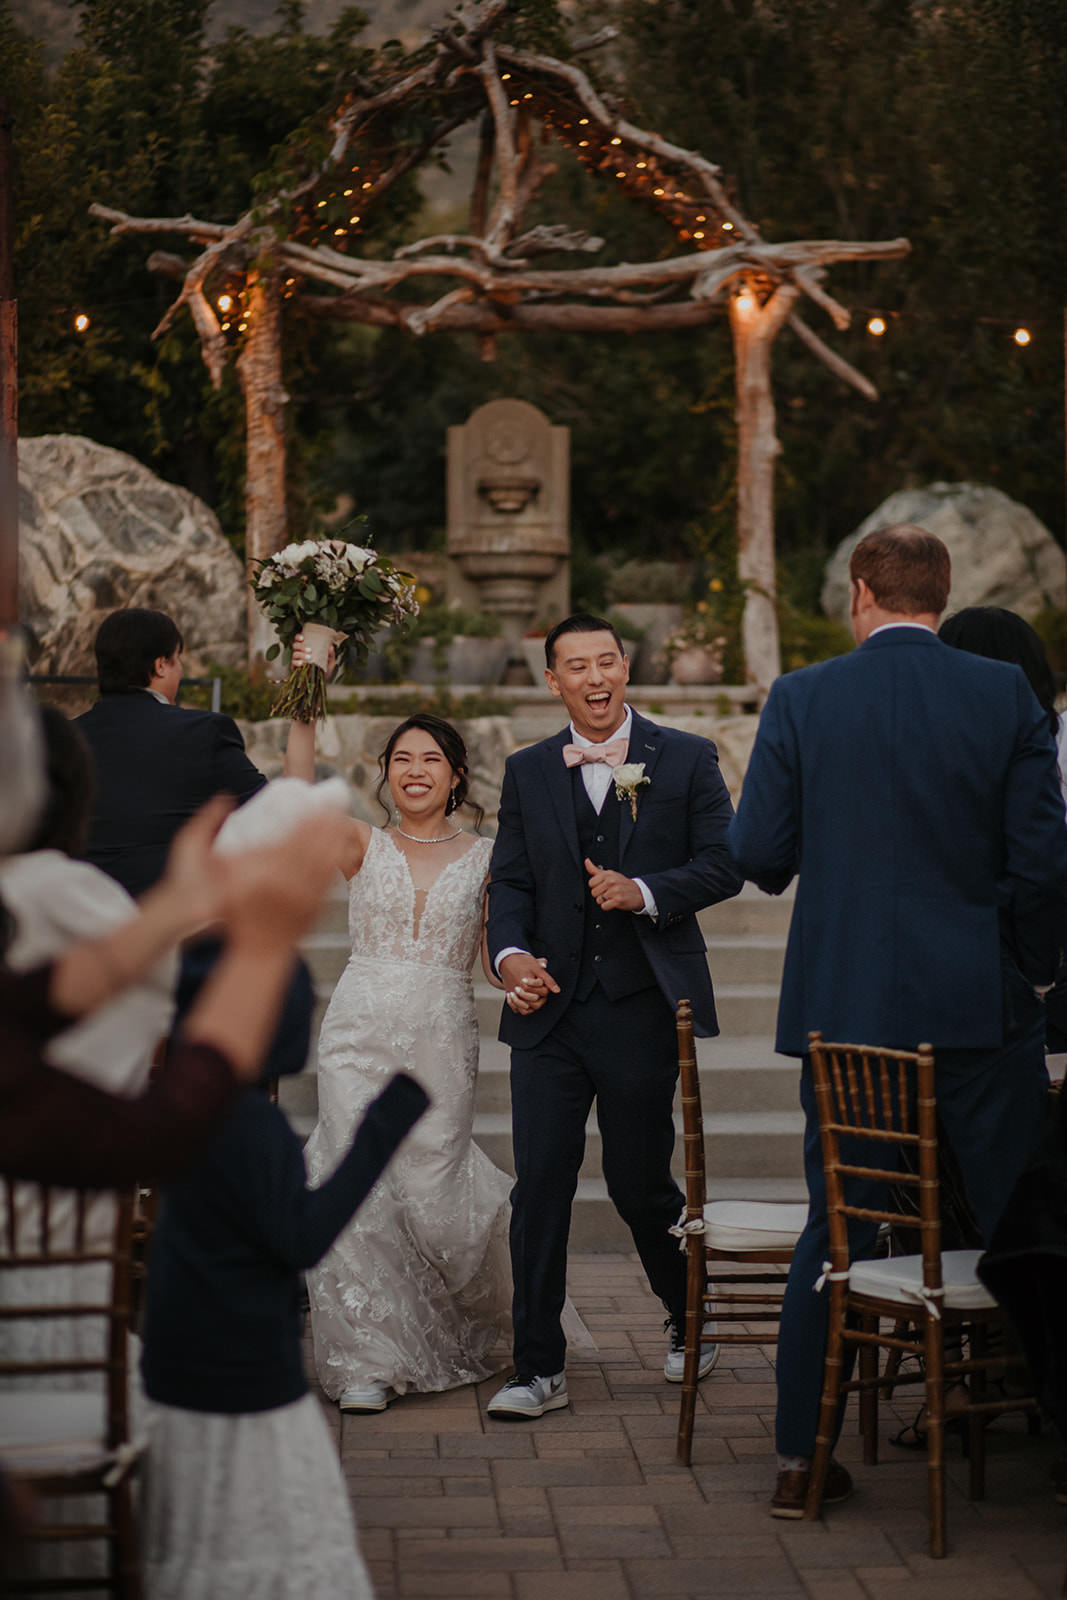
top-left (376, 713), bottom-right (485, 831)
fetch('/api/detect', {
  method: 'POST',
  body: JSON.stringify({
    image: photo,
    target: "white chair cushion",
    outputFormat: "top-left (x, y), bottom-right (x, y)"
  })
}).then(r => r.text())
top-left (703, 1200), bottom-right (808, 1253)
top-left (0, 1391), bottom-right (108, 1475)
top-left (848, 1249), bottom-right (996, 1313)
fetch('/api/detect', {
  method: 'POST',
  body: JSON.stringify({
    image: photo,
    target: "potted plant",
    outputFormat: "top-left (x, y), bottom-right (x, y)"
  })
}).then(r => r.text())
top-left (603, 612), bottom-right (645, 667)
top-left (521, 614), bottom-right (643, 684)
top-left (666, 604), bottom-right (729, 686)
top-left (395, 604), bottom-right (509, 686)
top-left (604, 560), bottom-right (690, 683)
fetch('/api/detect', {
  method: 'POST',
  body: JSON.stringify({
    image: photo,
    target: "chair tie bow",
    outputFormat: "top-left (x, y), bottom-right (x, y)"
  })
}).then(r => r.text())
top-left (814, 1261), bottom-right (851, 1293)
top-left (562, 739), bottom-right (628, 769)
top-left (668, 1212), bottom-right (707, 1252)
top-left (913, 1284), bottom-right (945, 1320)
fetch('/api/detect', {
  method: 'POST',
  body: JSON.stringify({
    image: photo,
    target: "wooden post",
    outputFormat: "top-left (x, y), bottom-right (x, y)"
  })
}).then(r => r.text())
top-left (0, 97), bottom-right (18, 630)
top-left (727, 281), bottom-right (799, 693)
top-left (236, 265), bottom-right (289, 667)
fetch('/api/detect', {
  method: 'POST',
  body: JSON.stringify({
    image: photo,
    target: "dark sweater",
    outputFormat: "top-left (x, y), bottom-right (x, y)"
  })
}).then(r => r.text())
top-left (0, 963), bottom-right (238, 1187)
top-left (141, 1072), bottom-right (429, 1415)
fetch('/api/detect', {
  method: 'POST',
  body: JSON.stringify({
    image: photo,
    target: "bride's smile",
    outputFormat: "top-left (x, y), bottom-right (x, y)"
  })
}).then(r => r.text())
top-left (388, 728), bottom-right (459, 826)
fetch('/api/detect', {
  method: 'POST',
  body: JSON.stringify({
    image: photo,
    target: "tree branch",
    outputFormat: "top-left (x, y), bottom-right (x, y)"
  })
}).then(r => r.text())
top-left (786, 313), bottom-right (879, 401)
top-left (478, 40), bottom-right (518, 250)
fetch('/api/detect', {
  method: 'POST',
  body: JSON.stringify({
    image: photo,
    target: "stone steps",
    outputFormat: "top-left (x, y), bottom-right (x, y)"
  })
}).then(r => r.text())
top-left (281, 880), bottom-right (799, 1249)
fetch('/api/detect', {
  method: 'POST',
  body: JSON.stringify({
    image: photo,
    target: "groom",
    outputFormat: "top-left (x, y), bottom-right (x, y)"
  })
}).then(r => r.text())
top-left (486, 613), bottom-right (743, 1419)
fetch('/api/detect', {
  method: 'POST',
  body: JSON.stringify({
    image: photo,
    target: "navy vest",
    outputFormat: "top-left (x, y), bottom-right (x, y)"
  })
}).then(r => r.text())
top-left (573, 771), bottom-right (657, 1002)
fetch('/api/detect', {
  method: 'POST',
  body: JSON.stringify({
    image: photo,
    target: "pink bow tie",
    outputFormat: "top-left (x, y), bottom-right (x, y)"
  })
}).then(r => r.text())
top-left (562, 739), bottom-right (628, 769)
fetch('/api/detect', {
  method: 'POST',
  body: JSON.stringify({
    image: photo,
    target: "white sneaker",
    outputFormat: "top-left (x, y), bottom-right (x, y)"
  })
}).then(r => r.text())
top-left (664, 1320), bottom-right (719, 1383)
top-left (486, 1372), bottom-right (569, 1420)
top-left (339, 1381), bottom-right (393, 1412)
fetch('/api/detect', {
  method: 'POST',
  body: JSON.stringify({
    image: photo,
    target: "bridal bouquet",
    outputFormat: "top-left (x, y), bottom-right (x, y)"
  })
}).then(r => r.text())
top-left (252, 538), bottom-right (418, 722)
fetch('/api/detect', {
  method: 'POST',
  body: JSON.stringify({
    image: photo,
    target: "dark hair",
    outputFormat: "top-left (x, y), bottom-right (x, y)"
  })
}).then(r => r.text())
top-left (24, 706), bottom-right (95, 858)
top-left (849, 524), bottom-right (951, 617)
top-left (375, 714), bottom-right (484, 830)
top-left (544, 612), bottom-right (626, 670)
top-left (939, 606), bottom-right (1059, 737)
top-left (94, 608), bottom-right (183, 694)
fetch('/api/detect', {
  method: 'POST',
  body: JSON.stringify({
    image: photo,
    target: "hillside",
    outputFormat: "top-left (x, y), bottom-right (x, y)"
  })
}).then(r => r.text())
top-left (9, 0), bottom-right (457, 63)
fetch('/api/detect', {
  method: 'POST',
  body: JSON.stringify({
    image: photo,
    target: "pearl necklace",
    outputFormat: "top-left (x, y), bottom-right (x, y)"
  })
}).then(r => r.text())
top-left (393, 825), bottom-right (463, 845)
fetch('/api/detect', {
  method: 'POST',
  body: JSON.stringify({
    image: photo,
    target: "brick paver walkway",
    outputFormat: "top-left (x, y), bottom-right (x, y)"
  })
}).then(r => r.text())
top-left (313, 1253), bottom-right (1065, 1600)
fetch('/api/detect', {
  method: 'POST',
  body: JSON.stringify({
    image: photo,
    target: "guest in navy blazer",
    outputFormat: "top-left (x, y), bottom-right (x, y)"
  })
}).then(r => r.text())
top-left (75, 609), bottom-right (313, 1063)
top-left (728, 524), bottom-right (1067, 1518)
top-left (486, 614), bottom-right (742, 1419)
top-left (75, 609), bottom-right (265, 900)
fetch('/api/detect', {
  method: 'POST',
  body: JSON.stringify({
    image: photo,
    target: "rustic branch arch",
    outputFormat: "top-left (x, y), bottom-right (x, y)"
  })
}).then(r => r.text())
top-left (91, 0), bottom-right (909, 684)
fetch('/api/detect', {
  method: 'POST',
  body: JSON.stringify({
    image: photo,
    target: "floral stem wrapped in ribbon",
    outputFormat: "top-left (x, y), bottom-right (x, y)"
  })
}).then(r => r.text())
top-left (251, 538), bottom-right (418, 723)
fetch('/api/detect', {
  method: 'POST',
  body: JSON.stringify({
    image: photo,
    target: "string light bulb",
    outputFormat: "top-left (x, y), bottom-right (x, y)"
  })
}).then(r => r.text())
top-left (1013, 327), bottom-right (1031, 346)
top-left (735, 292), bottom-right (755, 313)
top-left (74, 313), bottom-right (90, 333)
top-left (867, 316), bottom-right (886, 336)
top-left (217, 294), bottom-right (234, 313)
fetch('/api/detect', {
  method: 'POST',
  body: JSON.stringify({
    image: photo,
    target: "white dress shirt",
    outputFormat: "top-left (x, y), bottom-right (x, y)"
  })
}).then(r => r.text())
top-left (493, 706), bottom-right (657, 977)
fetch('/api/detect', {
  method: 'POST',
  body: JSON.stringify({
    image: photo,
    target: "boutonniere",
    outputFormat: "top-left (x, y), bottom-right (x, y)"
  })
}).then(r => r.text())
top-left (613, 763), bottom-right (650, 821)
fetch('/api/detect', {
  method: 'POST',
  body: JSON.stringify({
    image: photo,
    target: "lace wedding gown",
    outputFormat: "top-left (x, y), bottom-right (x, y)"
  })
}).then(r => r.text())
top-left (305, 827), bottom-right (512, 1397)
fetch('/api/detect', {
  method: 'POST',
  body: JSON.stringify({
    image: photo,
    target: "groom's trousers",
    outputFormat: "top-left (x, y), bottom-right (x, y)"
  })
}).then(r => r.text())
top-left (774, 977), bottom-right (1049, 1459)
top-left (508, 983), bottom-right (688, 1379)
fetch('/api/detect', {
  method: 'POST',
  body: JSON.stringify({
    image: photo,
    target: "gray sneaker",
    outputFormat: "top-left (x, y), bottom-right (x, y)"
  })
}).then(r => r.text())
top-left (664, 1320), bottom-right (719, 1383)
top-left (486, 1372), bottom-right (569, 1420)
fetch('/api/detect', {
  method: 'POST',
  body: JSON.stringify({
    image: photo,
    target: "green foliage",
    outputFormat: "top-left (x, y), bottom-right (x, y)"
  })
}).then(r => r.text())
top-left (383, 602), bottom-right (503, 675)
top-left (777, 604), bottom-right (854, 673)
top-left (1030, 607), bottom-right (1067, 674)
top-left (610, 0), bottom-right (1066, 557)
top-left (605, 561), bottom-right (691, 605)
top-left (603, 612), bottom-right (647, 645)
top-left (406, 604), bottom-right (503, 642)
top-left (10, 0), bottom-right (1063, 624)
top-left (8, 0), bottom-right (408, 552)
top-left (179, 661), bottom-right (278, 720)
top-left (332, 688), bottom-right (513, 719)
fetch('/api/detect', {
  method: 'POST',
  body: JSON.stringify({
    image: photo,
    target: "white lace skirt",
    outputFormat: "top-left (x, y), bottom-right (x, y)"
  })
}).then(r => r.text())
top-left (141, 1394), bottom-right (371, 1600)
top-left (305, 955), bottom-right (512, 1399)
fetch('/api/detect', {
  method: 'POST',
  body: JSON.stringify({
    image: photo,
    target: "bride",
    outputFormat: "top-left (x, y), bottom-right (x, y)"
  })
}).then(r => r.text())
top-left (286, 705), bottom-right (512, 1412)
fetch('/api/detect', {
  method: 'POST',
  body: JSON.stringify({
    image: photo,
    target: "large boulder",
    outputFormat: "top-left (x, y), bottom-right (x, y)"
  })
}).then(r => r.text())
top-left (18, 435), bottom-right (247, 675)
top-left (822, 482), bottom-right (1065, 625)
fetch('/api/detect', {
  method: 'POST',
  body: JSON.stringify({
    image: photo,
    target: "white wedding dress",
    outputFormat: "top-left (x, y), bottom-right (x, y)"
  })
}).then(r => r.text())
top-left (305, 827), bottom-right (512, 1398)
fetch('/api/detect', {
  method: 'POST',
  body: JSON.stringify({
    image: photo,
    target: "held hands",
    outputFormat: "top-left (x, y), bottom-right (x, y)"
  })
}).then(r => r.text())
top-left (584, 858), bottom-right (643, 913)
top-left (500, 953), bottom-right (560, 1016)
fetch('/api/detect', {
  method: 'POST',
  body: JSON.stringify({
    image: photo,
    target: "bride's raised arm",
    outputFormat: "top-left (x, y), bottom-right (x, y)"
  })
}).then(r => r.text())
top-left (281, 635), bottom-right (370, 879)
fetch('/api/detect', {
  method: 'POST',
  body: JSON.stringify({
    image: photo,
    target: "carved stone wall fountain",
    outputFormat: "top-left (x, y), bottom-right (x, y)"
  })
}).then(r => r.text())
top-left (446, 399), bottom-right (570, 673)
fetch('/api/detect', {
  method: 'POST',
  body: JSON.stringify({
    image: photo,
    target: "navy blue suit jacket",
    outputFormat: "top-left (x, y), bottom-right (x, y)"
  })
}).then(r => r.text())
top-left (76, 691), bottom-right (265, 899)
top-left (728, 627), bottom-right (1067, 1056)
top-left (488, 711), bottom-right (743, 1043)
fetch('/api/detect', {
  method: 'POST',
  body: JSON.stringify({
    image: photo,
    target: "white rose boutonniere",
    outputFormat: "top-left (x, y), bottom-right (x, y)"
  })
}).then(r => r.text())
top-left (613, 762), bottom-right (650, 821)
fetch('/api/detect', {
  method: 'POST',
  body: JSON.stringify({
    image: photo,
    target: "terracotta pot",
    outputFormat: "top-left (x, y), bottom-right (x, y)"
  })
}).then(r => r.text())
top-left (669, 643), bottom-right (724, 686)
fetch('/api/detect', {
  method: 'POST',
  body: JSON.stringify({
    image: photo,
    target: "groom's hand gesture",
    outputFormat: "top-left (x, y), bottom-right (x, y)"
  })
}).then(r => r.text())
top-left (585, 858), bottom-right (644, 913)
